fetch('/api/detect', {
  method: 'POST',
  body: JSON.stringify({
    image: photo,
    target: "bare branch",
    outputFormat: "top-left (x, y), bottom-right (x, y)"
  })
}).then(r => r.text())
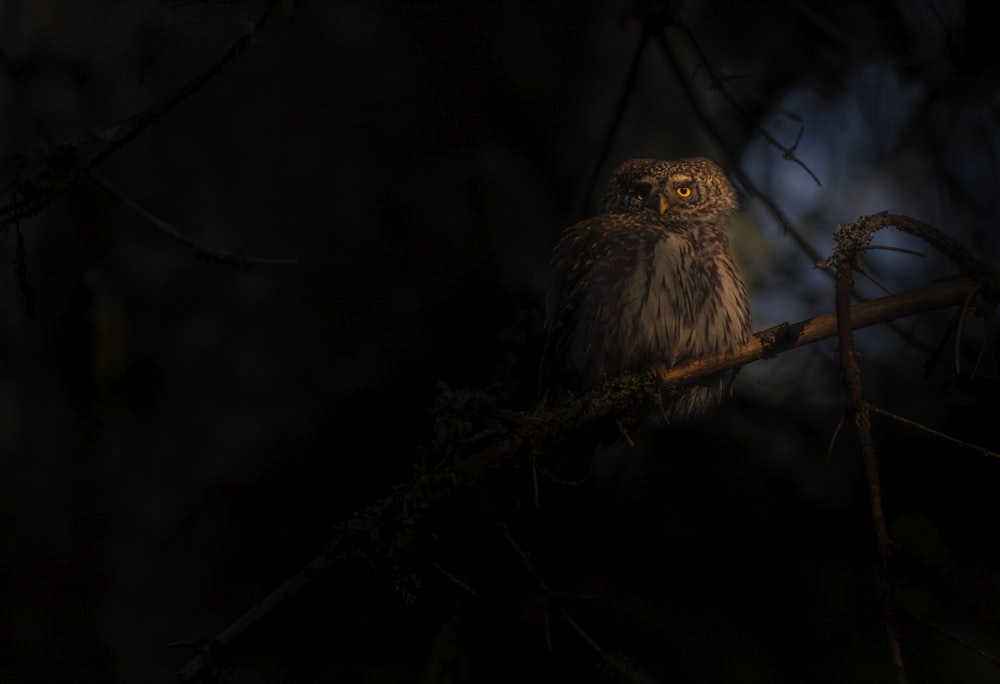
top-left (650, 25), bottom-right (826, 266)
top-left (816, 210), bottom-right (995, 684)
top-left (578, 25), bottom-right (651, 218)
top-left (0, 7), bottom-right (272, 228)
top-left (648, 275), bottom-right (989, 389)
top-left (835, 256), bottom-right (907, 684)
top-left (12, 225), bottom-right (35, 314)
top-left (818, 212), bottom-right (986, 276)
top-left (673, 21), bottom-right (823, 187)
top-left (867, 404), bottom-right (1000, 460)
top-left (175, 262), bottom-right (997, 682)
top-left (431, 562), bottom-right (482, 599)
top-left (176, 551), bottom-right (335, 682)
top-left (954, 280), bottom-right (984, 375)
top-left (88, 173), bottom-right (297, 267)
top-left (499, 520), bottom-right (656, 683)
top-left (900, 608), bottom-right (1000, 669)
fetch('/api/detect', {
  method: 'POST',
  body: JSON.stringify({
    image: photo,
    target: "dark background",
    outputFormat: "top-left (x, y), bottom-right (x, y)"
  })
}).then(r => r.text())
top-left (2, 1), bottom-right (999, 682)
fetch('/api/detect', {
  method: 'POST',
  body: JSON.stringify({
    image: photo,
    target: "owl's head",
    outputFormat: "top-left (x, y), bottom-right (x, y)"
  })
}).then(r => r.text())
top-left (600, 157), bottom-right (738, 222)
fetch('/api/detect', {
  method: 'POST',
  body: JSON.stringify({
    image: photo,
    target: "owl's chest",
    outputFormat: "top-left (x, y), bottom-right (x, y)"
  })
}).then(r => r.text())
top-left (582, 231), bottom-right (745, 365)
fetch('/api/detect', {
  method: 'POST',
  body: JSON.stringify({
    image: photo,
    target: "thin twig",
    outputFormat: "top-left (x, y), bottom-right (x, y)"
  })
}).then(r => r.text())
top-left (954, 280), bottom-right (983, 374)
top-left (867, 403), bottom-right (1000, 460)
top-left (867, 213), bottom-right (984, 274)
top-left (649, 25), bottom-right (825, 265)
top-left (88, 173), bottom-right (297, 267)
top-left (863, 244), bottom-right (926, 259)
top-left (175, 552), bottom-right (334, 682)
top-left (828, 412), bottom-right (847, 458)
top-left (12, 224), bottom-right (35, 314)
top-left (0, 7), bottom-right (272, 228)
top-left (899, 608), bottom-right (1000, 669)
top-left (556, 605), bottom-right (610, 659)
top-left (578, 24), bottom-right (651, 218)
top-left (498, 519), bottom-right (654, 683)
top-left (431, 562), bottom-right (483, 599)
top-left (674, 21), bottom-right (822, 187)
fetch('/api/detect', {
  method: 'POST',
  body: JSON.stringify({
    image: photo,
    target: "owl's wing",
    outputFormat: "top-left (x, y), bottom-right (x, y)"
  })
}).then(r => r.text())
top-left (540, 215), bottom-right (702, 408)
top-left (538, 218), bottom-right (606, 407)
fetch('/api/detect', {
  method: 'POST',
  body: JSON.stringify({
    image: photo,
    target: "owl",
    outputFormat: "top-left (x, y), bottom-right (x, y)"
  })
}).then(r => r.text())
top-left (539, 157), bottom-right (752, 423)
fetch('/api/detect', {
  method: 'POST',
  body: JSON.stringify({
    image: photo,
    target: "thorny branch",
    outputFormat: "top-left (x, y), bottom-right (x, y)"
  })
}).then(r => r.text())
top-left (176, 214), bottom-right (998, 682)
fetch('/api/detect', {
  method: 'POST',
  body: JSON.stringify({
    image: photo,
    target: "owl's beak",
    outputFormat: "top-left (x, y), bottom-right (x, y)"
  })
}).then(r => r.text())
top-left (657, 193), bottom-right (670, 215)
top-left (642, 192), bottom-right (671, 215)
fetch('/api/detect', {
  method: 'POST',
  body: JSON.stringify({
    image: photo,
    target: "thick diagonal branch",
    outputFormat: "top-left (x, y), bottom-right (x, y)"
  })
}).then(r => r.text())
top-left (175, 270), bottom-right (994, 683)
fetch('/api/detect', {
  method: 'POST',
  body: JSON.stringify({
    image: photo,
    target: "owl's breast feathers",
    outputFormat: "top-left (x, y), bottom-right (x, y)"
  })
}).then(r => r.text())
top-left (540, 211), bottom-right (751, 414)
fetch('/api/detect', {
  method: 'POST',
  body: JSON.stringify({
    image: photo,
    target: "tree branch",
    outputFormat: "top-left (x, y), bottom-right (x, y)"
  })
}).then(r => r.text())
top-left (1, 7), bottom-right (272, 228)
top-left (649, 21), bottom-right (825, 265)
top-left (649, 274), bottom-right (989, 387)
top-left (820, 211), bottom-right (993, 684)
top-left (175, 257), bottom-right (997, 681)
top-left (836, 257), bottom-right (907, 684)
top-left (88, 173), bottom-right (297, 267)
top-left (499, 519), bottom-right (655, 683)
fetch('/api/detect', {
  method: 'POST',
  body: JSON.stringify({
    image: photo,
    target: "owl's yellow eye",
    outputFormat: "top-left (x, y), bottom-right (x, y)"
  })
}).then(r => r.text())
top-left (676, 186), bottom-right (692, 198)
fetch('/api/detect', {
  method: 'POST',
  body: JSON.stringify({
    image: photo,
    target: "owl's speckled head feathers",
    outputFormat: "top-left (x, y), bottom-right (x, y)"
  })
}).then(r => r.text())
top-left (600, 157), bottom-right (738, 222)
